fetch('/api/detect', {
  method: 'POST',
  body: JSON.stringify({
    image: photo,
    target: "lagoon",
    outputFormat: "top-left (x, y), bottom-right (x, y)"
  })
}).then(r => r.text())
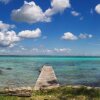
top-left (0, 56), bottom-right (100, 88)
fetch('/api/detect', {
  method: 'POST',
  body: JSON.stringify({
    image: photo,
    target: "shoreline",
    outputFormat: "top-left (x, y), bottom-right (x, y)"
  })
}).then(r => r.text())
top-left (0, 85), bottom-right (100, 99)
top-left (0, 84), bottom-right (100, 94)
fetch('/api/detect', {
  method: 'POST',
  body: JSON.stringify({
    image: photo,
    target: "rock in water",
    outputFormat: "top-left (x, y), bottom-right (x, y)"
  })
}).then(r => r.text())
top-left (6, 68), bottom-right (12, 70)
top-left (0, 69), bottom-right (3, 75)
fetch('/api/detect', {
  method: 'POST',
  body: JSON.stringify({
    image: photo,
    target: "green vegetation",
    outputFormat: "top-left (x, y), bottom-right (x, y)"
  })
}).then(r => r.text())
top-left (0, 86), bottom-right (100, 100)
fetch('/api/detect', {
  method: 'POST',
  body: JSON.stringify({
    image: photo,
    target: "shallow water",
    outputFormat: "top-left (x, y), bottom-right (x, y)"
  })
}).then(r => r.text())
top-left (0, 56), bottom-right (100, 88)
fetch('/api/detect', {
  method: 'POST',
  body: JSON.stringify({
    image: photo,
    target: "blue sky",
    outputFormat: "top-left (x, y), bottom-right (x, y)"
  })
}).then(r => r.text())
top-left (0, 0), bottom-right (100, 55)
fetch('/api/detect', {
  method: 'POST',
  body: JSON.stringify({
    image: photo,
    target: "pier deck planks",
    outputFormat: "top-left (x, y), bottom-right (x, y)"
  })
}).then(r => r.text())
top-left (34, 65), bottom-right (59, 90)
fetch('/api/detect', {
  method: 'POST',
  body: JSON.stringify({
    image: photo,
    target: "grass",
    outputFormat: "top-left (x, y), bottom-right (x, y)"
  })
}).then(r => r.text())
top-left (0, 86), bottom-right (100, 100)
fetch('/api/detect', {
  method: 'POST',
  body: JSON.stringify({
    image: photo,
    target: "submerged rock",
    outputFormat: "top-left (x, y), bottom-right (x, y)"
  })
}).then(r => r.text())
top-left (6, 68), bottom-right (12, 70)
top-left (91, 68), bottom-right (97, 70)
top-left (0, 67), bottom-right (12, 71)
top-left (0, 69), bottom-right (3, 75)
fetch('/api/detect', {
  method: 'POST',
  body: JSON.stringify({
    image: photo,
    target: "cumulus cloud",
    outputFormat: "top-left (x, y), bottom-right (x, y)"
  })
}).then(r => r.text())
top-left (54, 48), bottom-right (71, 53)
top-left (2, 47), bottom-right (71, 55)
top-left (45, 48), bottom-right (71, 54)
top-left (45, 0), bottom-right (71, 17)
top-left (11, 0), bottom-right (71, 23)
top-left (79, 33), bottom-right (93, 39)
top-left (0, 21), bottom-right (43, 47)
top-left (95, 4), bottom-right (100, 14)
top-left (32, 48), bottom-right (39, 52)
top-left (0, 31), bottom-right (20, 47)
top-left (0, 21), bottom-right (15, 32)
top-left (31, 47), bottom-right (71, 55)
top-left (0, 0), bottom-right (11, 4)
top-left (71, 11), bottom-right (80, 16)
top-left (0, 28), bottom-right (42, 47)
top-left (61, 32), bottom-right (93, 41)
top-left (18, 28), bottom-right (41, 38)
top-left (61, 32), bottom-right (78, 40)
top-left (11, 1), bottom-right (50, 23)
top-left (0, 21), bottom-right (19, 47)
top-left (8, 44), bottom-right (16, 48)
top-left (20, 46), bottom-right (27, 50)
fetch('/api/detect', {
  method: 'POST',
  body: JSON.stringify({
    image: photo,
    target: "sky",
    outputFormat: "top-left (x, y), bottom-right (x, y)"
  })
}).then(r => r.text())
top-left (0, 0), bottom-right (100, 56)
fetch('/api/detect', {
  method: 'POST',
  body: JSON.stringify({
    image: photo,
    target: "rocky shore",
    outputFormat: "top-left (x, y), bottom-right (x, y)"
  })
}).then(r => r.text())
top-left (0, 86), bottom-right (33, 97)
top-left (0, 85), bottom-right (99, 97)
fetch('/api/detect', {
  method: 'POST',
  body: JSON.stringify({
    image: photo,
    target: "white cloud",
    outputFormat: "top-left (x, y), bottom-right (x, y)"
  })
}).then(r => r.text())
top-left (0, 20), bottom-right (43, 47)
top-left (61, 32), bottom-right (78, 40)
top-left (31, 47), bottom-right (71, 55)
top-left (18, 28), bottom-right (41, 38)
top-left (8, 44), bottom-right (16, 48)
top-left (79, 33), bottom-right (93, 39)
top-left (11, 0), bottom-right (71, 23)
top-left (0, 21), bottom-right (19, 47)
top-left (61, 32), bottom-right (93, 41)
top-left (0, 21), bottom-right (15, 32)
top-left (71, 11), bottom-right (80, 16)
top-left (0, 0), bottom-right (11, 4)
top-left (54, 48), bottom-right (71, 53)
top-left (95, 4), bottom-right (100, 14)
top-left (0, 31), bottom-right (20, 47)
top-left (0, 47), bottom-right (72, 55)
top-left (11, 1), bottom-right (50, 23)
top-left (32, 48), bottom-right (39, 52)
top-left (0, 21), bottom-right (43, 47)
top-left (45, 0), bottom-right (71, 16)
top-left (21, 47), bottom-right (27, 50)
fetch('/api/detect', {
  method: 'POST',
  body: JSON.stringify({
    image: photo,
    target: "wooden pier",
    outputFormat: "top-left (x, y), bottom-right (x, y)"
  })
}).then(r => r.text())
top-left (34, 65), bottom-right (59, 90)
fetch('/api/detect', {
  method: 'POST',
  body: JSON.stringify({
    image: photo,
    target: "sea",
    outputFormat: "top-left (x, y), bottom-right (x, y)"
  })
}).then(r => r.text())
top-left (0, 56), bottom-right (100, 88)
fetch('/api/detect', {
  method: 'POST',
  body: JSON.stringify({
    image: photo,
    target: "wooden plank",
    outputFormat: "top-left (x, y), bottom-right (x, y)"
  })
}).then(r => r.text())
top-left (34, 65), bottom-right (59, 90)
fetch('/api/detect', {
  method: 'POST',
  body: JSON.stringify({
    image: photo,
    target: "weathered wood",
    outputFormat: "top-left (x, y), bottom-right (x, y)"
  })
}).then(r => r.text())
top-left (34, 65), bottom-right (59, 90)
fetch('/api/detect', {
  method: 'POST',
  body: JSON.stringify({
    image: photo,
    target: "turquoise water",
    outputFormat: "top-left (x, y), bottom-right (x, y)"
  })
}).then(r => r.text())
top-left (0, 56), bottom-right (100, 88)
